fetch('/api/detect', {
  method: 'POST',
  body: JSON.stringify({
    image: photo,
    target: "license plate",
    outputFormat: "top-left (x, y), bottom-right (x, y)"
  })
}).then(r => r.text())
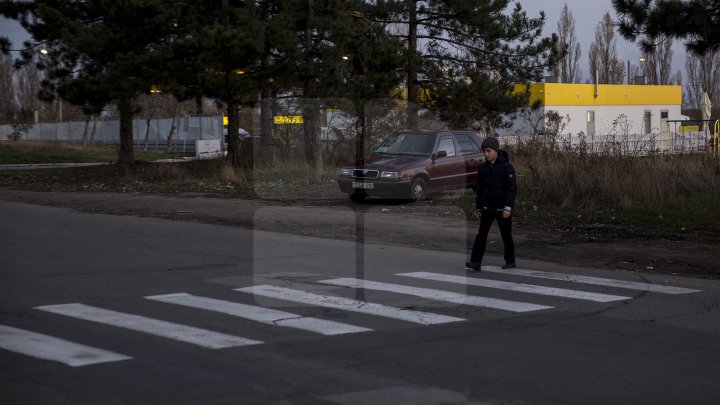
top-left (352, 182), bottom-right (374, 189)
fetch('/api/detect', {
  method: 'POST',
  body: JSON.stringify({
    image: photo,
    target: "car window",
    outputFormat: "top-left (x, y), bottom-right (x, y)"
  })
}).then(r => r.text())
top-left (455, 133), bottom-right (481, 155)
top-left (375, 133), bottom-right (435, 156)
top-left (436, 136), bottom-right (456, 157)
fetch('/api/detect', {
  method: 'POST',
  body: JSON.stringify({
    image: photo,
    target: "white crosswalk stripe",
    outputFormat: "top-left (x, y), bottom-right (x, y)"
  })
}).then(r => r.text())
top-left (236, 285), bottom-right (465, 325)
top-left (0, 324), bottom-right (132, 367)
top-left (398, 272), bottom-right (632, 302)
top-left (145, 292), bottom-right (371, 336)
top-left (35, 303), bottom-right (262, 349)
top-left (3, 267), bottom-right (700, 367)
top-left (481, 266), bottom-right (702, 294)
top-left (318, 278), bottom-right (554, 313)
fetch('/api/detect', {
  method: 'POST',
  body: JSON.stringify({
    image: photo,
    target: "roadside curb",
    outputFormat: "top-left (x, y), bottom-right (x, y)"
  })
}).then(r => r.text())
top-left (0, 162), bottom-right (112, 170)
top-left (0, 157), bottom-right (198, 170)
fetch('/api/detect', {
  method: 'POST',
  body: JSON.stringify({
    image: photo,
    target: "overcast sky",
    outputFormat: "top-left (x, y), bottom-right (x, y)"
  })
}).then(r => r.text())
top-left (0, 17), bottom-right (29, 51)
top-left (1, 1), bottom-right (688, 82)
top-left (518, 0), bottom-right (687, 82)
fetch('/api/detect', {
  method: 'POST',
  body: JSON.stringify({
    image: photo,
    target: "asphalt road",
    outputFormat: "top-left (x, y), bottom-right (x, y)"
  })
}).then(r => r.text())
top-left (1, 200), bottom-right (719, 404)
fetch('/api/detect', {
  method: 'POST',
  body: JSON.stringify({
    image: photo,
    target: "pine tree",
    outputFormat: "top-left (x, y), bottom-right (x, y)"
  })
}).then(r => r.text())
top-left (281, 0), bottom-right (405, 168)
top-left (614, 0), bottom-right (720, 55)
top-left (163, 1), bottom-right (265, 167)
top-left (372, 0), bottom-right (557, 130)
top-left (0, 1), bottom-right (184, 165)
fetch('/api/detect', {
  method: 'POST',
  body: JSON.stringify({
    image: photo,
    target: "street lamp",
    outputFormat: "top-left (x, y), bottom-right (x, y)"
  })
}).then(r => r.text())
top-left (639, 57), bottom-right (647, 85)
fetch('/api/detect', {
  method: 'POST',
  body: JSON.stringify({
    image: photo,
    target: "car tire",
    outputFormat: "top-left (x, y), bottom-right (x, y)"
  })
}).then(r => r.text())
top-left (410, 177), bottom-right (427, 201)
top-left (349, 193), bottom-right (366, 203)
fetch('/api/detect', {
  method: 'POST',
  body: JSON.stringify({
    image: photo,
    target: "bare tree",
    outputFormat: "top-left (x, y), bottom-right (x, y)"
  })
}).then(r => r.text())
top-left (685, 51), bottom-right (720, 118)
top-left (135, 92), bottom-right (191, 152)
top-left (643, 38), bottom-right (673, 84)
top-left (0, 56), bottom-right (53, 123)
top-left (553, 3), bottom-right (582, 83)
top-left (136, 93), bottom-right (165, 151)
top-left (588, 12), bottom-right (625, 84)
top-left (15, 63), bottom-right (43, 119)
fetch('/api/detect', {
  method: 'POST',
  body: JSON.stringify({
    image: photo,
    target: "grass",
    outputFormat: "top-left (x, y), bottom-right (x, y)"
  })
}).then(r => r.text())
top-left (2, 140), bottom-right (720, 237)
top-left (0, 141), bottom-right (190, 164)
top-left (252, 161), bottom-right (342, 199)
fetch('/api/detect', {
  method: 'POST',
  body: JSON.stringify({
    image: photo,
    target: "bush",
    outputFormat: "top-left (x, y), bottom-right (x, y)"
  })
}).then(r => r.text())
top-left (7, 122), bottom-right (34, 141)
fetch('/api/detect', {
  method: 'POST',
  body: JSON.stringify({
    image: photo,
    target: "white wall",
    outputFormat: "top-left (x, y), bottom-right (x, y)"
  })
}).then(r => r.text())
top-left (547, 104), bottom-right (682, 136)
top-left (498, 104), bottom-right (682, 136)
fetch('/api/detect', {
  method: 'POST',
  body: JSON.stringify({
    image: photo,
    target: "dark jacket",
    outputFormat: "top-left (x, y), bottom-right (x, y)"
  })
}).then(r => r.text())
top-left (475, 150), bottom-right (517, 211)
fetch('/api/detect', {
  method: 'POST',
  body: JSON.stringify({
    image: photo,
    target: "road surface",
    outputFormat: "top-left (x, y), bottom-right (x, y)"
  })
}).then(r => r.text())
top-left (1, 201), bottom-right (718, 404)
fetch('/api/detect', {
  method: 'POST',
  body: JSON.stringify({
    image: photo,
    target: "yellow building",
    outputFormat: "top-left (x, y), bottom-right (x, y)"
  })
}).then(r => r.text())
top-left (501, 83), bottom-right (683, 136)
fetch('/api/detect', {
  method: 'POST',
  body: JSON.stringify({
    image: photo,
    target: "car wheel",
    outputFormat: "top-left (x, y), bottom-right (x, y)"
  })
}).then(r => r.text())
top-left (410, 177), bottom-right (427, 201)
top-left (349, 193), bottom-right (366, 203)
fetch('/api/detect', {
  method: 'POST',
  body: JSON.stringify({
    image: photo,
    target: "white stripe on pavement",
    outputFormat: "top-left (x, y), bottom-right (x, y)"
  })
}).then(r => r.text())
top-left (318, 278), bottom-right (553, 313)
top-left (146, 293), bottom-right (370, 336)
top-left (235, 285), bottom-right (465, 325)
top-left (35, 303), bottom-right (261, 349)
top-left (398, 272), bottom-right (631, 303)
top-left (481, 266), bottom-right (701, 294)
top-left (0, 324), bottom-right (132, 367)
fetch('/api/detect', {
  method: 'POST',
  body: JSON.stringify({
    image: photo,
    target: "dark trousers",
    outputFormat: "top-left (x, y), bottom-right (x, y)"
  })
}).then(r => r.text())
top-left (470, 210), bottom-right (515, 265)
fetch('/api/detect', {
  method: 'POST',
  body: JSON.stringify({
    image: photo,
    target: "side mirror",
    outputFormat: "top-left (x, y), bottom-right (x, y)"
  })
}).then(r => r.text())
top-left (436, 150), bottom-right (448, 159)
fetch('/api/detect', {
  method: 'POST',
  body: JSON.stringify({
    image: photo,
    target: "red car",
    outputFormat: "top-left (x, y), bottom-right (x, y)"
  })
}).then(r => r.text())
top-left (337, 130), bottom-right (485, 201)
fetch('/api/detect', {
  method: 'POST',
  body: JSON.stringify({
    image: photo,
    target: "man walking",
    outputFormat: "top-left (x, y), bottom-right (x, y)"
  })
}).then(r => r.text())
top-left (466, 137), bottom-right (517, 271)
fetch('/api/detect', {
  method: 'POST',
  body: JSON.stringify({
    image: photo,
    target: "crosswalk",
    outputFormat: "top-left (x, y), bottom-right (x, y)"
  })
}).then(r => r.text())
top-left (1, 267), bottom-right (702, 367)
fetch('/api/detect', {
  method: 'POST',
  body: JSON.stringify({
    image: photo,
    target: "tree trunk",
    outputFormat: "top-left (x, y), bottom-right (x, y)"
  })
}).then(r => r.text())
top-left (226, 98), bottom-right (241, 167)
top-left (195, 95), bottom-right (203, 115)
top-left (302, 0), bottom-right (322, 174)
top-left (166, 113), bottom-right (177, 153)
top-left (356, 109), bottom-right (366, 161)
top-left (81, 115), bottom-right (90, 147)
top-left (89, 115), bottom-right (98, 144)
top-left (303, 104), bottom-right (323, 174)
top-left (260, 86), bottom-right (273, 164)
top-left (143, 117), bottom-right (152, 152)
top-left (407, 0), bottom-right (418, 130)
top-left (117, 98), bottom-right (135, 165)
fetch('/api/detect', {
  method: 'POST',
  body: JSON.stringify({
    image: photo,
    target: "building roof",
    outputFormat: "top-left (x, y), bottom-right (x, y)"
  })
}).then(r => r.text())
top-left (514, 83), bottom-right (682, 107)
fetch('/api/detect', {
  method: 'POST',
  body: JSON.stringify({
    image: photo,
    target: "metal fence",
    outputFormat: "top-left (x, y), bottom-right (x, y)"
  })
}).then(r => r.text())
top-left (500, 122), bottom-right (719, 157)
top-left (0, 115), bottom-right (224, 154)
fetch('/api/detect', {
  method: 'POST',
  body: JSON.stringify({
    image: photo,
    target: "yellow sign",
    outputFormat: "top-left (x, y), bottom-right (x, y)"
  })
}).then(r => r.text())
top-left (680, 125), bottom-right (699, 132)
top-left (274, 115), bottom-right (303, 124)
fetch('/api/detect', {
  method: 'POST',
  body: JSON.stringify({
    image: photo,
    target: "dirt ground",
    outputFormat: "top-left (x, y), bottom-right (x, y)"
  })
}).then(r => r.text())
top-left (1, 188), bottom-right (718, 279)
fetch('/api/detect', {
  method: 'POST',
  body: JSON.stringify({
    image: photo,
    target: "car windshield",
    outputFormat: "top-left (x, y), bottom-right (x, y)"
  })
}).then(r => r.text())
top-left (374, 132), bottom-right (436, 156)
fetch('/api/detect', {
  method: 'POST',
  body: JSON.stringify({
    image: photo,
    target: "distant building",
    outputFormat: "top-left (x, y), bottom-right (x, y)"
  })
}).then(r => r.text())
top-left (498, 83), bottom-right (683, 137)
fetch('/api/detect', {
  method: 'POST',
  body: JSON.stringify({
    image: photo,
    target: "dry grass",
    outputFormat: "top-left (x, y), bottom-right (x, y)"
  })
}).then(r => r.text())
top-left (3, 140), bottom-right (719, 234)
top-left (511, 147), bottom-right (720, 210)
top-left (220, 164), bottom-right (251, 185)
top-left (254, 160), bottom-right (339, 184)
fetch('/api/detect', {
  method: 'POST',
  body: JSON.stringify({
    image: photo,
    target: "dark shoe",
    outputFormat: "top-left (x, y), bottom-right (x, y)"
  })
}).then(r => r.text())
top-left (502, 263), bottom-right (516, 269)
top-left (465, 261), bottom-right (482, 271)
